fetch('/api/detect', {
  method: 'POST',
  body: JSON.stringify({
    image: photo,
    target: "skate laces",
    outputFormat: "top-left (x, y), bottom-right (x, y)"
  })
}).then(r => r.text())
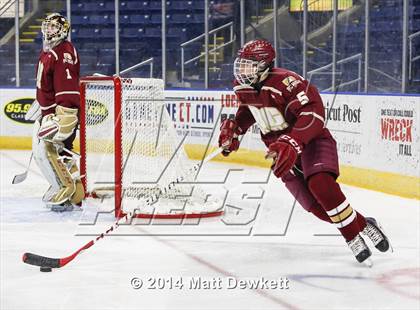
top-left (363, 223), bottom-right (383, 245)
top-left (347, 235), bottom-right (368, 255)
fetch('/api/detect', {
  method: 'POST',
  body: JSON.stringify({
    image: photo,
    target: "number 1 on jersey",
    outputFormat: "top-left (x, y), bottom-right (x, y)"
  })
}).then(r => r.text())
top-left (65, 68), bottom-right (72, 80)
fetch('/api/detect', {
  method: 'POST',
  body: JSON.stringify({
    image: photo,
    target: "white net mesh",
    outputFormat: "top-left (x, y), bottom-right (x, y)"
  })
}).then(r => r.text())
top-left (82, 77), bottom-right (221, 217)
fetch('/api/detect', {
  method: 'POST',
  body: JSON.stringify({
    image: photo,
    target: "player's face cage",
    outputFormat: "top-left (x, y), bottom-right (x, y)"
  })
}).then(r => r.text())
top-left (41, 15), bottom-right (69, 46)
top-left (234, 57), bottom-right (260, 86)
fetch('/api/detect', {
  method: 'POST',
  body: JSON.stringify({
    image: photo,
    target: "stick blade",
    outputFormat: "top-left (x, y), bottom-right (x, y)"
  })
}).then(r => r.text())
top-left (22, 252), bottom-right (61, 268)
top-left (12, 172), bottom-right (28, 184)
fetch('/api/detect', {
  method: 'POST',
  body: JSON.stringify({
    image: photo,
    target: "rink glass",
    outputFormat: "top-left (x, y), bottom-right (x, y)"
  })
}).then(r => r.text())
top-left (0, 0), bottom-right (418, 93)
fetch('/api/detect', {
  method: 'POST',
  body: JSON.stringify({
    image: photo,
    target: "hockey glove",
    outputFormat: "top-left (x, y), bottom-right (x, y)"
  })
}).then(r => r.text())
top-left (266, 135), bottom-right (303, 178)
top-left (38, 106), bottom-right (78, 143)
top-left (218, 119), bottom-right (242, 156)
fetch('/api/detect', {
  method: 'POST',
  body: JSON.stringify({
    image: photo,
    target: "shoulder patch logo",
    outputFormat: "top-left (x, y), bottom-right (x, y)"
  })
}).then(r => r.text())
top-left (282, 76), bottom-right (300, 92)
top-left (63, 53), bottom-right (74, 65)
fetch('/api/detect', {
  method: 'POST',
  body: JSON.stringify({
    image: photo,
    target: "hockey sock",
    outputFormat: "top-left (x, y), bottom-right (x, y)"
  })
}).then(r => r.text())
top-left (308, 172), bottom-right (366, 241)
top-left (308, 203), bottom-right (332, 223)
top-left (283, 172), bottom-right (331, 223)
top-left (355, 211), bottom-right (367, 230)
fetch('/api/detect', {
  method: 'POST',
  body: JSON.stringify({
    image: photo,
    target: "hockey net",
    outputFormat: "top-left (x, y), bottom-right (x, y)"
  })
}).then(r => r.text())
top-left (79, 76), bottom-right (222, 218)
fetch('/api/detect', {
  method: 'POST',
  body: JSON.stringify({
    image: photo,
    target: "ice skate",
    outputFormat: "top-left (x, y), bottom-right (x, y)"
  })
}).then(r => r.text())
top-left (363, 217), bottom-right (391, 252)
top-left (347, 234), bottom-right (372, 264)
top-left (50, 201), bottom-right (82, 213)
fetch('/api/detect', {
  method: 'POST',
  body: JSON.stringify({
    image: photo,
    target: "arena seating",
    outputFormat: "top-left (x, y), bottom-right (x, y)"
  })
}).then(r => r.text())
top-left (279, 0), bottom-right (420, 92)
top-left (0, 0), bottom-right (418, 91)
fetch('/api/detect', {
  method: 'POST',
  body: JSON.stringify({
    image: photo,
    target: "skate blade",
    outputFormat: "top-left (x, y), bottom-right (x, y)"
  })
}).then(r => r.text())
top-left (364, 257), bottom-right (373, 268)
top-left (377, 221), bottom-right (394, 253)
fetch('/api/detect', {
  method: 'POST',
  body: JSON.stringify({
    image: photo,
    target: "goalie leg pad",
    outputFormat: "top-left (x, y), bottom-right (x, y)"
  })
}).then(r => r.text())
top-left (71, 181), bottom-right (85, 205)
top-left (67, 158), bottom-right (85, 205)
top-left (44, 142), bottom-right (76, 205)
top-left (38, 106), bottom-right (78, 142)
top-left (44, 162), bottom-right (84, 209)
top-left (33, 120), bottom-right (61, 194)
top-left (33, 120), bottom-right (84, 206)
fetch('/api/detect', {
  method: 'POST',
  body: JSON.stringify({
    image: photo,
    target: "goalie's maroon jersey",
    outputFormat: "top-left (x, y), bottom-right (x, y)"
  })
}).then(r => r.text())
top-left (36, 41), bottom-right (80, 116)
top-left (233, 67), bottom-right (332, 147)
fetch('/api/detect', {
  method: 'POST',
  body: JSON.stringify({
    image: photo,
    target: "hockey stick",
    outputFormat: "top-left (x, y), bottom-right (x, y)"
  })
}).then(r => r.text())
top-left (12, 153), bottom-right (34, 184)
top-left (11, 146), bottom-right (78, 185)
top-left (22, 147), bottom-right (223, 269)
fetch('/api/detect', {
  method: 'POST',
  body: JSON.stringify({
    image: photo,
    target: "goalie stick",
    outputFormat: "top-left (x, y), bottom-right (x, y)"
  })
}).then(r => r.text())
top-left (11, 146), bottom-right (79, 185)
top-left (12, 153), bottom-right (33, 184)
top-left (12, 99), bottom-right (40, 184)
top-left (22, 147), bottom-right (223, 269)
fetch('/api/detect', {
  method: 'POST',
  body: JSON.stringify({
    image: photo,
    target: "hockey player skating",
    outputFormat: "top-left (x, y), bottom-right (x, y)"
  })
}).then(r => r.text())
top-left (218, 39), bottom-right (390, 264)
top-left (27, 13), bottom-right (84, 212)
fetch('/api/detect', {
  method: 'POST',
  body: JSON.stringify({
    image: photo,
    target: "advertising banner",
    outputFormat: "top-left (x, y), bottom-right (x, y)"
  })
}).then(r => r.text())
top-left (1, 87), bottom-right (418, 198)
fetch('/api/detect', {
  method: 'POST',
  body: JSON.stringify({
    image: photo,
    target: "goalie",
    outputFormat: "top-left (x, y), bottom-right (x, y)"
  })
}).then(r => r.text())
top-left (28, 13), bottom-right (84, 212)
top-left (219, 40), bottom-right (391, 264)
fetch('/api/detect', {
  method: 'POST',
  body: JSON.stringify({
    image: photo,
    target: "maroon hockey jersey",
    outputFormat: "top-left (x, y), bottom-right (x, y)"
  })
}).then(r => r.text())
top-left (233, 68), bottom-right (331, 147)
top-left (36, 40), bottom-right (80, 116)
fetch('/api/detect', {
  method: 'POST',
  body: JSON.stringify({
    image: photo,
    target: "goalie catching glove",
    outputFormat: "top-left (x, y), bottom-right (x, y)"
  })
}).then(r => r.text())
top-left (266, 135), bottom-right (303, 178)
top-left (218, 119), bottom-right (243, 156)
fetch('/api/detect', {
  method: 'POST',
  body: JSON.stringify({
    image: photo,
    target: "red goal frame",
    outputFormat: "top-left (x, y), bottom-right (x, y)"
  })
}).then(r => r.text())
top-left (80, 76), bottom-right (123, 218)
top-left (79, 76), bottom-right (223, 219)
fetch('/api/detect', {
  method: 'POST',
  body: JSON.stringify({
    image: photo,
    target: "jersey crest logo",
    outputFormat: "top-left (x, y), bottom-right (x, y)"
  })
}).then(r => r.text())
top-left (63, 53), bottom-right (74, 64)
top-left (282, 76), bottom-right (300, 92)
top-left (248, 106), bottom-right (289, 135)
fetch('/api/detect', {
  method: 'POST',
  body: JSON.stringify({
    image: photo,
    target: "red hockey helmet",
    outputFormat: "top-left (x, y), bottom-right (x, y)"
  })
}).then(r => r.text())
top-left (234, 40), bottom-right (275, 86)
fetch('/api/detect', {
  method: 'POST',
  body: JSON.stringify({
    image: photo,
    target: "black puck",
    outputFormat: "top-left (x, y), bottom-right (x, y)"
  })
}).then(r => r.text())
top-left (40, 267), bottom-right (52, 272)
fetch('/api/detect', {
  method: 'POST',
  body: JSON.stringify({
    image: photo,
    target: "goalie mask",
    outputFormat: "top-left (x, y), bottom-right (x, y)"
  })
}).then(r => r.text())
top-left (234, 40), bottom-right (275, 86)
top-left (41, 13), bottom-right (69, 50)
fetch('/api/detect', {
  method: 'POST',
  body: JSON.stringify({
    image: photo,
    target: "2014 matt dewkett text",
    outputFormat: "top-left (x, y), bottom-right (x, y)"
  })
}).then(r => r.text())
top-left (130, 276), bottom-right (290, 290)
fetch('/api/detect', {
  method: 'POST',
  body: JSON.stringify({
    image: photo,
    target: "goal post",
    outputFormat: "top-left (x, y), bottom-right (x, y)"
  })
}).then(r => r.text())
top-left (79, 76), bottom-right (223, 219)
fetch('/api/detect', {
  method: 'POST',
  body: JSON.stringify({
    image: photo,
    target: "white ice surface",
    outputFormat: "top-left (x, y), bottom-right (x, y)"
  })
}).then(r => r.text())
top-left (1, 150), bottom-right (419, 310)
